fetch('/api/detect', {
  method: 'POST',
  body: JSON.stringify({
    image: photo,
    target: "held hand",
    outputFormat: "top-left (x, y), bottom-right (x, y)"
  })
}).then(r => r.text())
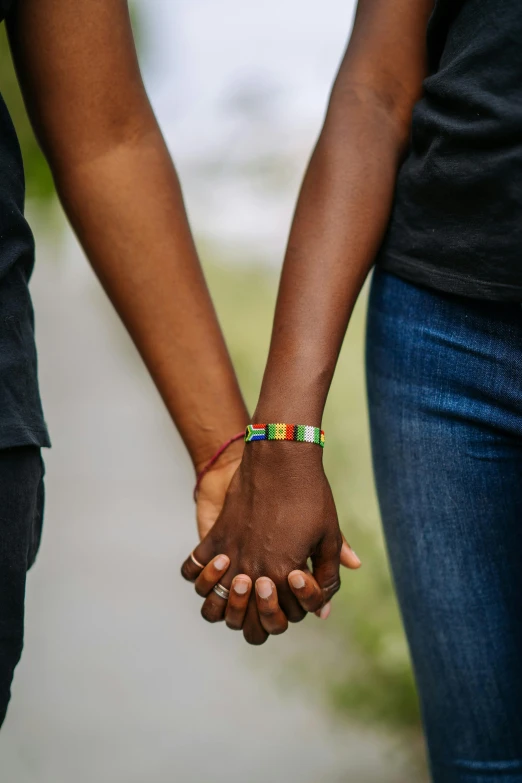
top-left (194, 454), bottom-right (242, 540)
top-left (193, 448), bottom-right (359, 568)
top-left (182, 554), bottom-right (342, 635)
top-left (183, 441), bottom-right (345, 644)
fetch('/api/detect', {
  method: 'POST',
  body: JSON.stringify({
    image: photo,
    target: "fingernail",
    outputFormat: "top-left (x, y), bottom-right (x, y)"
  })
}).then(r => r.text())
top-left (320, 603), bottom-right (331, 620)
top-left (289, 572), bottom-right (305, 590)
top-left (350, 550), bottom-right (362, 566)
top-left (214, 555), bottom-right (228, 571)
top-left (256, 579), bottom-right (272, 599)
top-left (343, 541), bottom-right (362, 566)
top-left (233, 579), bottom-right (249, 595)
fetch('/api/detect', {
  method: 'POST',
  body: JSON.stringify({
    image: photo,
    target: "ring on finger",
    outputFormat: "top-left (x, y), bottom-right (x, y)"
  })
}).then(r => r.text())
top-left (213, 583), bottom-right (230, 601)
top-left (323, 581), bottom-right (341, 595)
top-left (190, 551), bottom-right (205, 569)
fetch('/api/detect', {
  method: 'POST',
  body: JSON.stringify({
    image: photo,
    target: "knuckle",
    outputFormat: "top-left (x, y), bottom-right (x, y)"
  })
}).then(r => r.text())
top-left (225, 616), bottom-right (243, 631)
top-left (322, 587), bottom-right (340, 605)
top-left (209, 533), bottom-right (223, 554)
top-left (201, 600), bottom-right (224, 624)
top-left (240, 561), bottom-right (260, 581)
top-left (258, 604), bottom-right (277, 618)
top-left (181, 562), bottom-right (195, 582)
top-left (243, 625), bottom-right (269, 646)
top-left (287, 606), bottom-right (307, 624)
top-left (269, 623), bottom-right (288, 636)
top-left (246, 634), bottom-right (268, 647)
top-left (323, 578), bottom-right (341, 596)
top-left (305, 595), bottom-right (323, 612)
top-left (273, 570), bottom-right (291, 590)
top-left (194, 581), bottom-right (209, 598)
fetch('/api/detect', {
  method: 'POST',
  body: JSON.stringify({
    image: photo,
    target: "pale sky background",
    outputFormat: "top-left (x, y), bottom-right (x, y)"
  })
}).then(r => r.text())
top-left (134, 0), bottom-right (357, 262)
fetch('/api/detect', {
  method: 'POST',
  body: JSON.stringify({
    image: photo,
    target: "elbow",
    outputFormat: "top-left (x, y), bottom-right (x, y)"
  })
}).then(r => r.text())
top-left (39, 102), bottom-right (159, 187)
top-left (322, 79), bottom-right (415, 156)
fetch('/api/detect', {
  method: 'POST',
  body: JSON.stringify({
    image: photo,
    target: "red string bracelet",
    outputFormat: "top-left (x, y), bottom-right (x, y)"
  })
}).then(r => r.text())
top-left (193, 431), bottom-right (245, 501)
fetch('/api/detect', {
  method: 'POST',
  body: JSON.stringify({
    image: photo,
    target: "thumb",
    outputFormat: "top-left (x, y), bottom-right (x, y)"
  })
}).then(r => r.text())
top-left (195, 460), bottom-right (240, 540)
top-left (311, 534), bottom-right (342, 603)
top-left (196, 494), bottom-right (221, 541)
top-left (340, 534), bottom-right (362, 569)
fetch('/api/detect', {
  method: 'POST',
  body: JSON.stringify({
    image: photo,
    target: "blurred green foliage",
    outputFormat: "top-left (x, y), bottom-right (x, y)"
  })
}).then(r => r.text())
top-left (203, 253), bottom-right (422, 736)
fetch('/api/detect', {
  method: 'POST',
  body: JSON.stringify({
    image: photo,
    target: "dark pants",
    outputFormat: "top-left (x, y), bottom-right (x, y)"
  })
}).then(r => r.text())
top-left (0, 446), bottom-right (44, 728)
top-left (366, 268), bottom-right (522, 782)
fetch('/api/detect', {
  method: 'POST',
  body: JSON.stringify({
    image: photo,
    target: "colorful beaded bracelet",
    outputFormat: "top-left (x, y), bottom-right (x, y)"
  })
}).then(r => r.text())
top-left (245, 423), bottom-right (325, 448)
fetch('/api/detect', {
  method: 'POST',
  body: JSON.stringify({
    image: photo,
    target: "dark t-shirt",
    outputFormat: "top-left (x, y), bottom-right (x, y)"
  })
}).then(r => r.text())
top-left (378, 0), bottom-right (522, 301)
top-left (0, 61), bottom-right (50, 445)
top-left (0, 1), bottom-right (11, 21)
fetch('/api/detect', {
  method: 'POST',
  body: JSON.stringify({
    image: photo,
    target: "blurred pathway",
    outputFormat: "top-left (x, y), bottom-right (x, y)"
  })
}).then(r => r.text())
top-left (0, 240), bottom-right (411, 783)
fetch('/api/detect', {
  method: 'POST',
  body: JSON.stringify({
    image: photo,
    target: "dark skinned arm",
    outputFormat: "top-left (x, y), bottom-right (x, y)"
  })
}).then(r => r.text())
top-left (185, 0), bottom-right (434, 645)
top-left (8, 1), bottom-right (342, 632)
top-left (7, 0), bottom-right (249, 523)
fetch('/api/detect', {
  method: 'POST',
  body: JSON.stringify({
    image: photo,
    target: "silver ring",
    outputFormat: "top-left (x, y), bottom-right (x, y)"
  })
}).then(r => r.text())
top-left (213, 583), bottom-right (230, 601)
top-left (190, 551), bottom-right (205, 569)
top-left (323, 580), bottom-right (341, 595)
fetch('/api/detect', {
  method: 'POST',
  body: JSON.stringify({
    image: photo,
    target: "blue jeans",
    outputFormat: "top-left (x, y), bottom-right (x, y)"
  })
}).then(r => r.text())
top-left (366, 268), bottom-right (522, 782)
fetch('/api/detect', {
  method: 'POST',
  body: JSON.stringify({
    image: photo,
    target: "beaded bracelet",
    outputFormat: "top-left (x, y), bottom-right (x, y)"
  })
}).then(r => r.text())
top-left (245, 423), bottom-right (325, 448)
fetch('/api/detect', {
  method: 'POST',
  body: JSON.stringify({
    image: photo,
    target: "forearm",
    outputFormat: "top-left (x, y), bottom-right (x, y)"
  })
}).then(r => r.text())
top-left (255, 86), bottom-right (409, 424)
top-left (7, 0), bottom-right (248, 471)
top-left (55, 130), bottom-right (248, 470)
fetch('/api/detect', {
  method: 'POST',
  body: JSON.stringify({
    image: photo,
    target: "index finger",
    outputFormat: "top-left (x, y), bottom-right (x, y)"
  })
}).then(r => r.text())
top-left (194, 554), bottom-right (231, 597)
top-left (255, 578), bottom-right (289, 636)
top-left (287, 570), bottom-right (324, 613)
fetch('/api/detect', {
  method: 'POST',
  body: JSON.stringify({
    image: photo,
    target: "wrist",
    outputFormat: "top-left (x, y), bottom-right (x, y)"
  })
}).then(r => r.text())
top-left (242, 437), bottom-right (324, 474)
top-left (254, 357), bottom-right (330, 426)
top-left (252, 402), bottom-right (323, 430)
top-left (188, 408), bottom-right (248, 475)
top-left (193, 433), bottom-right (245, 478)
